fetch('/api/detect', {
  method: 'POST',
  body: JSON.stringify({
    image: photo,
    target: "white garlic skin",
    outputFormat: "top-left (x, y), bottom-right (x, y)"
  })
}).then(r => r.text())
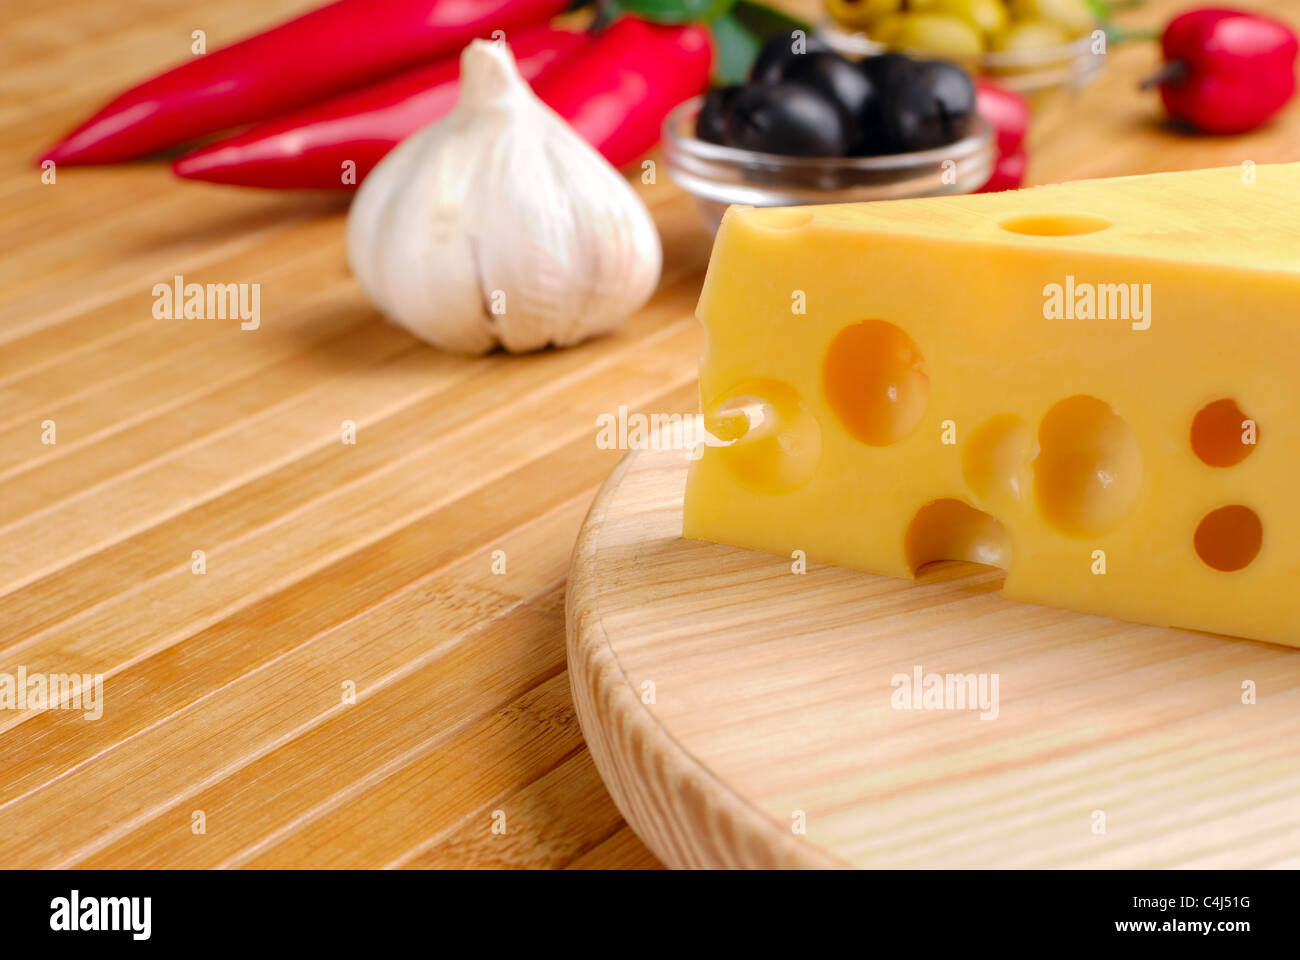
top-left (347, 39), bottom-right (663, 355)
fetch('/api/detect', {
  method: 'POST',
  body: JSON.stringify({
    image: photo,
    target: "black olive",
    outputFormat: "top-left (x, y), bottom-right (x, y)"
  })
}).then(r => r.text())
top-left (856, 54), bottom-right (917, 154)
top-left (915, 60), bottom-right (976, 143)
top-left (695, 85), bottom-right (743, 145)
top-left (749, 31), bottom-right (832, 85)
top-left (873, 82), bottom-right (933, 152)
top-left (728, 82), bottom-right (849, 157)
top-left (771, 52), bottom-right (876, 153)
top-left (859, 53), bottom-right (920, 91)
top-left (860, 54), bottom-right (976, 152)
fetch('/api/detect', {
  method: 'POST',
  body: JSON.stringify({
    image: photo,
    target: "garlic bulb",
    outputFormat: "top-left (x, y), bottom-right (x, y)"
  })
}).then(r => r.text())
top-left (347, 39), bottom-right (662, 354)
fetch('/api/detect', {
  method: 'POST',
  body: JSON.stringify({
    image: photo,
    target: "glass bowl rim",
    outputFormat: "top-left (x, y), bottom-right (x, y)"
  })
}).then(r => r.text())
top-left (662, 95), bottom-right (995, 175)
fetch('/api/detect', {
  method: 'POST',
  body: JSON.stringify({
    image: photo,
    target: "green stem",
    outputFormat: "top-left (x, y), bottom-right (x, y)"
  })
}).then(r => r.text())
top-left (590, 0), bottom-right (618, 31)
top-left (1105, 24), bottom-right (1162, 44)
top-left (1089, 0), bottom-right (1148, 14)
top-left (1139, 59), bottom-right (1188, 90)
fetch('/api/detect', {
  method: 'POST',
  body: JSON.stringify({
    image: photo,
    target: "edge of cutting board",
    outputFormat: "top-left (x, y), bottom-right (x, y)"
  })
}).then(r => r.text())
top-left (566, 445), bottom-right (1300, 870)
top-left (566, 450), bottom-right (842, 869)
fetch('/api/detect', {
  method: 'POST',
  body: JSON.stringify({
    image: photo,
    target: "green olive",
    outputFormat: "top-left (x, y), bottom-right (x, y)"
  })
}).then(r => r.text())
top-left (1009, 0), bottom-right (1094, 38)
top-left (937, 0), bottom-right (1010, 39)
top-left (888, 12), bottom-right (986, 57)
top-left (869, 12), bottom-right (908, 45)
top-left (826, 0), bottom-right (903, 30)
top-left (991, 18), bottom-right (1071, 52)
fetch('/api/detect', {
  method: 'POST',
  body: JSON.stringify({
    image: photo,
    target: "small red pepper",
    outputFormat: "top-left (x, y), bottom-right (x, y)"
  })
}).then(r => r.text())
top-left (977, 147), bottom-right (1029, 193)
top-left (175, 17), bottom-right (713, 188)
top-left (40, 0), bottom-right (569, 165)
top-left (974, 78), bottom-right (1029, 159)
top-left (1144, 7), bottom-right (1298, 135)
top-left (173, 27), bottom-right (589, 189)
top-left (974, 78), bottom-right (1030, 192)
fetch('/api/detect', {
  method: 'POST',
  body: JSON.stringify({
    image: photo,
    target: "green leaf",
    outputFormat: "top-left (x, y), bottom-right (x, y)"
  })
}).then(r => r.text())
top-left (707, 1), bottom-right (815, 86)
top-left (612, 0), bottom-right (735, 24)
top-left (728, 0), bottom-right (812, 41)
top-left (710, 11), bottom-right (762, 85)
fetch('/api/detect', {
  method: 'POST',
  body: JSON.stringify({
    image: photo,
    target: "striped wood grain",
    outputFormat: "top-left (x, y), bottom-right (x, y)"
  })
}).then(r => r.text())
top-left (1, 0), bottom-right (1297, 868)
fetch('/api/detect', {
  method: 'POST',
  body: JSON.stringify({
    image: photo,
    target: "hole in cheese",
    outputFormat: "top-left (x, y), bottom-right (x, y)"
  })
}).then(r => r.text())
top-left (1191, 398), bottom-right (1257, 468)
top-left (704, 379), bottom-right (821, 495)
top-left (998, 213), bottom-right (1112, 237)
top-left (707, 396), bottom-right (769, 443)
top-left (963, 414), bottom-right (1034, 510)
top-left (823, 320), bottom-right (929, 447)
top-left (905, 499), bottom-right (1011, 575)
top-left (1195, 505), bottom-right (1263, 573)
top-left (1033, 395), bottom-right (1142, 538)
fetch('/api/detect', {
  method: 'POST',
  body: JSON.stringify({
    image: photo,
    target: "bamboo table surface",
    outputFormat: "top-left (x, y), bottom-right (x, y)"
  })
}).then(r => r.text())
top-left (1, 0), bottom-right (1297, 869)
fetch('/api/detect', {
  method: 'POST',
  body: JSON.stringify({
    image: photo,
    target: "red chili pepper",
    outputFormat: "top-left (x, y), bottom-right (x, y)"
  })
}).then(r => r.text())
top-left (40, 0), bottom-right (569, 165)
top-left (977, 147), bottom-right (1028, 193)
top-left (529, 18), bottom-right (713, 169)
top-left (173, 27), bottom-right (588, 189)
top-left (1143, 7), bottom-right (1298, 135)
top-left (973, 78), bottom-right (1029, 193)
top-left (174, 17), bottom-right (714, 188)
top-left (974, 78), bottom-right (1029, 159)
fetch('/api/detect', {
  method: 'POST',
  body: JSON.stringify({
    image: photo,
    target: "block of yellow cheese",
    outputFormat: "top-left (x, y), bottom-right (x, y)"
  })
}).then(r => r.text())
top-left (684, 164), bottom-right (1300, 646)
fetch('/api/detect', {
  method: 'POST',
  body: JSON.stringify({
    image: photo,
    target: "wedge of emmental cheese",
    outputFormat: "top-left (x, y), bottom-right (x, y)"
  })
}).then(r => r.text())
top-left (685, 164), bottom-right (1300, 646)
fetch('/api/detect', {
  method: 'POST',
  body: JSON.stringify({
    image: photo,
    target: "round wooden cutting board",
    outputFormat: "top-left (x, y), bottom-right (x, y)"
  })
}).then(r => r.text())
top-left (566, 445), bottom-right (1300, 869)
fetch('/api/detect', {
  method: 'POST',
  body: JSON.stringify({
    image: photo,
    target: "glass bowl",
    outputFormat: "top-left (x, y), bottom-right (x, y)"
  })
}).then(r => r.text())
top-left (820, 20), bottom-right (1106, 94)
top-left (662, 96), bottom-right (995, 233)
